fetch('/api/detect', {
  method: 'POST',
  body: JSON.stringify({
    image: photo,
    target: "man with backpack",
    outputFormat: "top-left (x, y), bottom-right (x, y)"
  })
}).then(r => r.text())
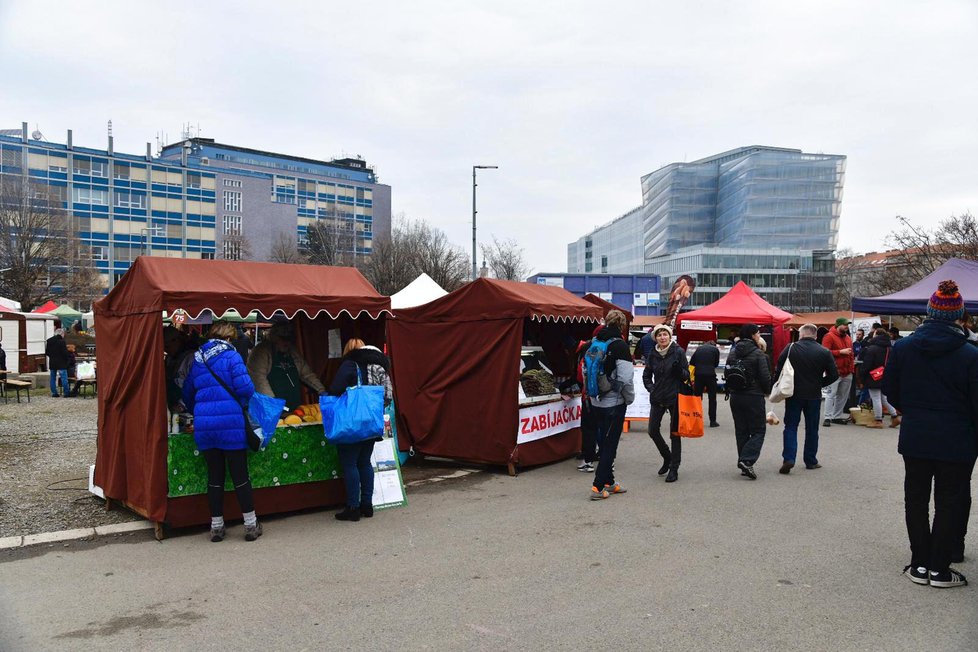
top-left (643, 324), bottom-right (690, 483)
top-left (583, 310), bottom-right (635, 500)
top-left (724, 324), bottom-right (771, 479)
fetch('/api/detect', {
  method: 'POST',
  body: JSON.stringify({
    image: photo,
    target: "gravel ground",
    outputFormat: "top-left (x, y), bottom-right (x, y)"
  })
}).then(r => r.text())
top-left (0, 395), bottom-right (466, 538)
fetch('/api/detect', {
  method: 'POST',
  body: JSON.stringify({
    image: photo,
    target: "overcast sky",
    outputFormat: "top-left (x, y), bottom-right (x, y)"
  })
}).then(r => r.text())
top-left (1, 0), bottom-right (975, 274)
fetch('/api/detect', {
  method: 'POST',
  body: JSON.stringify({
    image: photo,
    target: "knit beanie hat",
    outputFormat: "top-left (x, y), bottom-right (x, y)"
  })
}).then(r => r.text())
top-left (652, 324), bottom-right (673, 338)
top-left (927, 280), bottom-right (965, 322)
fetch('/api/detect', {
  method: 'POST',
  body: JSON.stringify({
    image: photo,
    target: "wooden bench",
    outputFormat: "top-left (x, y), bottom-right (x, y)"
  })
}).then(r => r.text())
top-left (71, 377), bottom-right (98, 397)
top-left (2, 378), bottom-right (32, 403)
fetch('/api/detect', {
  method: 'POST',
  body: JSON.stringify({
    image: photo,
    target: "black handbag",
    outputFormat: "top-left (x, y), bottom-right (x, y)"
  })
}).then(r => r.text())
top-left (202, 359), bottom-right (262, 452)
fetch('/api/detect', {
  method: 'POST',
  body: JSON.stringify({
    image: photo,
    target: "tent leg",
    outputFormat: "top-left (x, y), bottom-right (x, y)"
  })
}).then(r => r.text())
top-left (154, 522), bottom-right (166, 541)
top-left (507, 462), bottom-right (517, 477)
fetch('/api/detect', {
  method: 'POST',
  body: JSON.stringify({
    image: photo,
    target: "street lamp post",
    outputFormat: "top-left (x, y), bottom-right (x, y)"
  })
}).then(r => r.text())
top-left (472, 165), bottom-right (498, 281)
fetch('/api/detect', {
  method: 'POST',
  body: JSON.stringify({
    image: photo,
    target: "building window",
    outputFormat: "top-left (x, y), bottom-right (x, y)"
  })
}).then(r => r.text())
top-left (71, 187), bottom-right (108, 205)
top-left (223, 179), bottom-right (242, 188)
top-left (72, 158), bottom-right (91, 175)
top-left (114, 191), bottom-right (146, 209)
top-left (113, 162), bottom-right (130, 179)
top-left (90, 161), bottom-right (108, 178)
top-left (223, 190), bottom-right (242, 212)
top-left (201, 251), bottom-right (215, 260)
top-left (223, 215), bottom-right (242, 235)
top-left (222, 239), bottom-right (242, 260)
top-left (187, 172), bottom-right (201, 189)
top-left (91, 245), bottom-right (108, 261)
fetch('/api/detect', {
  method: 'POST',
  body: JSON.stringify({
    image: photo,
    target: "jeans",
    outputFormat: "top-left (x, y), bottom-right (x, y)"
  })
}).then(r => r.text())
top-left (823, 374), bottom-right (853, 420)
top-left (580, 400), bottom-right (597, 464)
top-left (867, 388), bottom-right (893, 421)
top-left (592, 403), bottom-right (626, 489)
top-left (903, 455), bottom-right (973, 572)
top-left (782, 397), bottom-right (822, 467)
top-left (730, 393), bottom-right (766, 466)
top-left (694, 374), bottom-right (718, 425)
top-left (49, 368), bottom-right (69, 397)
top-left (201, 448), bottom-right (254, 517)
top-left (337, 440), bottom-right (376, 509)
top-left (649, 402), bottom-right (681, 470)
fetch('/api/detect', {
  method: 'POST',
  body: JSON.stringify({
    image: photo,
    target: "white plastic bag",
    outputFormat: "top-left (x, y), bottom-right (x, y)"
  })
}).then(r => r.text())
top-left (76, 361), bottom-right (96, 380)
top-left (769, 343), bottom-right (795, 403)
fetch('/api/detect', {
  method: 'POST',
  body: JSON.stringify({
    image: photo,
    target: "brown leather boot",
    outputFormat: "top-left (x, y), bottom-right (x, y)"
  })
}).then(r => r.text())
top-left (890, 415), bottom-right (901, 428)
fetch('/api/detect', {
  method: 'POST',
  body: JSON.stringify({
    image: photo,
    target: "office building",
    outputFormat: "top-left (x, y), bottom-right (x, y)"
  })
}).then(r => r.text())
top-left (0, 122), bottom-right (391, 295)
top-left (526, 272), bottom-right (661, 316)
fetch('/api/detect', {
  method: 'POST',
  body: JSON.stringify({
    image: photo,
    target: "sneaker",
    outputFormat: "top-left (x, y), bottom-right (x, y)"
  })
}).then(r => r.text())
top-left (903, 565), bottom-right (929, 585)
top-left (589, 486), bottom-right (610, 500)
top-left (709, 422), bottom-right (720, 428)
top-left (822, 419), bottom-right (831, 427)
top-left (243, 522), bottom-right (262, 541)
top-left (577, 462), bottom-right (595, 472)
top-left (657, 461), bottom-right (671, 476)
top-left (805, 463), bottom-right (822, 470)
top-left (779, 461), bottom-right (794, 475)
top-left (604, 483), bottom-right (627, 495)
top-left (865, 420), bottom-right (884, 429)
top-left (929, 568), bottom-right (968, 588)
top-left (831, 418), bottom-right (850, 425)
top-left (209, 526), bottom-right (226, 543)
top-left (737, 461), bottom-right (757, 480)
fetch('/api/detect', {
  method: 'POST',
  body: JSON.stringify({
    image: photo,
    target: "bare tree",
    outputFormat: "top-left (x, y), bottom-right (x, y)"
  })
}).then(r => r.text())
top-left (832, 247), bottom-right (859, 310)
top-left (220, 232), bottom-right (253, 261)
top-left (269, 231), bottom-right (303, 264)
top-left (0, 177), bottom-right (102, 309)
top-left (305, 219), bottom-right (356, 267)
top-left (883, 212), bottom-right (978, 285)
top-left (360, 215), bottom-right (469, 295)
top-left (480, 235), bottom-right (530, 281)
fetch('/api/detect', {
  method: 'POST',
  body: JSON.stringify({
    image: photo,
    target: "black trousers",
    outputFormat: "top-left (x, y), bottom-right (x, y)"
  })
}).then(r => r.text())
top-left (580, 400), bottom-right (598, 464)
top-left (953, 457), bottom-right (976, 558)
top-left (729, 393), bottom-right (766, 466)
top-left (694, 374), bottom-right (718, 425)
top-left (202, 448), bottom-right (255, 518)
top-left (903, 455), bottom-right (972, 572)
top-left (649, 402), bottom-right (681, 470)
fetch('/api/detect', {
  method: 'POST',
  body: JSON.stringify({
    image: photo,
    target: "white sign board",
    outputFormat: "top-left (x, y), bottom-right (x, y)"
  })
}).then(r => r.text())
top-left (517, 396), bottom-right (582, 444)
top-left (626, 365), bottom-right (650, 418)
top-left (597, 292), bottom-right (613, 301)
top-left (536, 277), bottom-right (565, 288)
top-left (852, 316), bottom-right (881, 336)
top-left (680, 320), bottom-right (714, 331)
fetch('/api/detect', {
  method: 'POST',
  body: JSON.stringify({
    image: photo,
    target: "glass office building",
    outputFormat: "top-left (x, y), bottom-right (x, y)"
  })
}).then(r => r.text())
top-left (567, 206), bottom-right (644, 273)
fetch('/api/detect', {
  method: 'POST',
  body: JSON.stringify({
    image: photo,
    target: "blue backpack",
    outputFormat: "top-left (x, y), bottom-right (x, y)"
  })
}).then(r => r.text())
top-left (584, 338), bottom-right (612, 397)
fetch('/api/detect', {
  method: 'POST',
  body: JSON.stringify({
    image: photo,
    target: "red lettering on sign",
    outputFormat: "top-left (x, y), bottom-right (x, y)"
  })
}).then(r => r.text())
top-left (520, 417), bottom-right (531, 434)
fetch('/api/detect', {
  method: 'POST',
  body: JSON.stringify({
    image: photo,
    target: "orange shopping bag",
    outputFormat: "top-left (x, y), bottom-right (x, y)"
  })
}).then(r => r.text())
top-left (677, 389), bottom-right (704, 438)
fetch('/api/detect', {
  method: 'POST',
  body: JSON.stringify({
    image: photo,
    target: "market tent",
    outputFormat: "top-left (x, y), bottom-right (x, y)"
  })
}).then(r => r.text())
top-left (93, 257), bottom-right (391, 525)
top-left (785, 311), bottom-right (874, 328)
top-left (387, 278), bottom-right (602, 468)
top-left (50, 303), bottom-right (83, 330)
top-left (390, 273), bottom-right (448, 309)
top-left (33, 300), bottom-right (57, 313)
top-left (675, 281), bottom-right (794, 359)
top-left (582, 293), bottom-right (634, 322)
top-left (852, 258), bottom-right (978, 314)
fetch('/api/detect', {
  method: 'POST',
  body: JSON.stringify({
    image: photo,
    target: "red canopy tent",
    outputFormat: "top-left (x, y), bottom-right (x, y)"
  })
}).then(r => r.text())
top-left (387, 278), bottom-right (603, 470)
top-left (33, 300), bottom-right (57, 313)
top-left (674, 282), bottom-right (794, 360)
top-left (93, 257), bottom-right (391, 529)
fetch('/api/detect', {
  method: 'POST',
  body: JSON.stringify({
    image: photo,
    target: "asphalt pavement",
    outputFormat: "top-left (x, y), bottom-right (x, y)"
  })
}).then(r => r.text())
top-left (1, 412), bottom-right (976, 651)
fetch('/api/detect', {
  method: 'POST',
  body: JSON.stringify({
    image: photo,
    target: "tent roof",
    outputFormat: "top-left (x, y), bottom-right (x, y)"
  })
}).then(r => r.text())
top-left (94, 257), bottom-right (390, 320)
top-left (852, 258), bottom-right (978, 315)
top-left (50, 303), bottom-right (83, 317)
top-left (395, 277), bottom-right (603, 323)
top-left (785, 311), bottom-right (875, 328)
top-left (677, 281), bottom-right (793, 325)
top-left (582, 293), bottom-right (634, 321)
top-left (33, 300), bottom-right (57, 313)
top-left (390, 273), bottom-right (448, 309)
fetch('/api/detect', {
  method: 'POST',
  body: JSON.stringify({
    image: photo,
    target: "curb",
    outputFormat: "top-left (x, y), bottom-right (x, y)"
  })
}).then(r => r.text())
top-left (2, 521), bottom-right (153, 550)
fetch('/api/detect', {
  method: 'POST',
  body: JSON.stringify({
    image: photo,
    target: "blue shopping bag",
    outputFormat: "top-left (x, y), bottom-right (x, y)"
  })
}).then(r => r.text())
top-left (248, 392), bottom-right (287, 450)
top-left (320, 368), bottom-right (384, 445)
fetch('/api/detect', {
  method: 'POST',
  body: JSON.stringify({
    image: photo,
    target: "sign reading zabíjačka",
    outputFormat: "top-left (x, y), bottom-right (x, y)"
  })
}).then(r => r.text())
top-left (517, 396), bottom-right (583, 444)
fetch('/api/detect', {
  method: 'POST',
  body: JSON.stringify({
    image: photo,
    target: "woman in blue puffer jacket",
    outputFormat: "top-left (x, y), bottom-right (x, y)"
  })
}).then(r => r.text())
top-left (182, 321), bottom-right (260, 543)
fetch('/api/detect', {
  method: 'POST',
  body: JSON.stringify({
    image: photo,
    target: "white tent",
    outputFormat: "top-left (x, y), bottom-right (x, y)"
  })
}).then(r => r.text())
top-left (390, 273), bottom-right (448, 309)
top-left (0, 296), bottom-right (22, 311)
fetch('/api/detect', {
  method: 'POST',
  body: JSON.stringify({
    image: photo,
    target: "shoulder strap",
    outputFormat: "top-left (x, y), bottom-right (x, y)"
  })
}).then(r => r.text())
top-left (202, 356), bottom-right (248, 417)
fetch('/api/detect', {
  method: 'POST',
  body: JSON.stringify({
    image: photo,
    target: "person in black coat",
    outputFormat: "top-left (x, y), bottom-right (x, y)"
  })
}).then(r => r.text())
top-left (642, 324), bottom-right (690, 483)
top-left (327, 339), bottom-right (392, 522)
top-left (45, 329), bottom-right (70, 398)
top-left (859, 329), bottom-right (897, 428)
top-left (689, 340), bottom-right (720, 427)
top-left (725, 324), bottom-right (771, 479)
top-left (883, 281), bottom-right (978, 588)
top-left (774, 323), bottom-right (838, 474)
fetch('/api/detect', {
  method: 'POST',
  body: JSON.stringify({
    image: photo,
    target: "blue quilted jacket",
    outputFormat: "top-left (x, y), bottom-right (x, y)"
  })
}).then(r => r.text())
top-left (182, 339), bottom-right (255, 451)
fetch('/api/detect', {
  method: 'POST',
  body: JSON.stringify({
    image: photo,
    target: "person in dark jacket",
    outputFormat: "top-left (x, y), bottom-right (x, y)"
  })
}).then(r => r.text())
top-left (634, 329), bottom-right (654, 362)
top-left (182, 321), bottom-right (260, 542)
top-left (725, 324), bottom-right (771, 479)
top-left (774, 323), bottom-right (838, 474)
top-left (328, 338), bottom-right (393, 521)
top-left (690, 340), bottom-right (720, 428)
top-left (586, 310), bottom-right (635, 500)
top-left (45, 328), bottom-right (70, 398)
top-left (883, 280), bottom-right (978, 588)
top-left (859, 329), bottom-right (898, 428)
top-left (643, 324), bottom-right (690, 483)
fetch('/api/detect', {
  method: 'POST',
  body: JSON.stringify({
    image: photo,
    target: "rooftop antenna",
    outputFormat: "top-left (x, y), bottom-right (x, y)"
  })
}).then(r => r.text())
top-left (31, 124), bottom-right (43, 141)
top-left (107, 119), bottom-right (113, 138)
